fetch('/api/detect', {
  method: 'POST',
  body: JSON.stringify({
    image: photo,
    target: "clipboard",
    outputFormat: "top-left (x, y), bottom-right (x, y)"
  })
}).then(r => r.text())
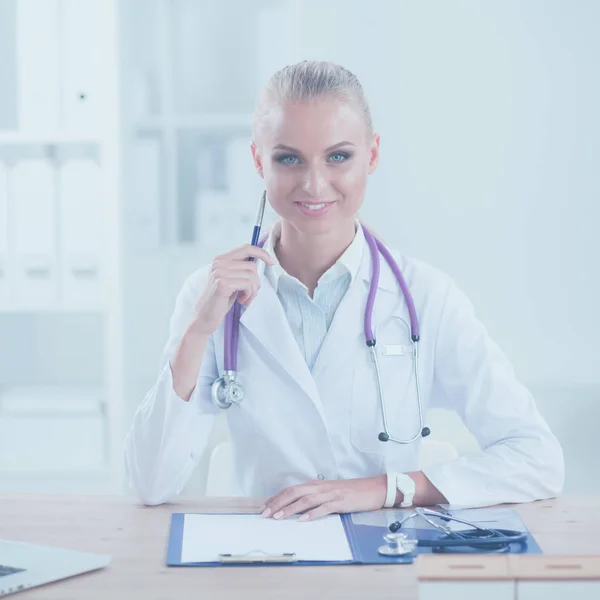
top-left (166, 507), bottom-right (543, 567)
top-left (166, 512), bottom-right (415, 567)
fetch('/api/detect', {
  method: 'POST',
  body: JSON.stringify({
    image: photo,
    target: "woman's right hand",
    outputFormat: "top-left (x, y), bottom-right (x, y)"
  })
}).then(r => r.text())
top-left (191, 244), bottom-right (274, 336)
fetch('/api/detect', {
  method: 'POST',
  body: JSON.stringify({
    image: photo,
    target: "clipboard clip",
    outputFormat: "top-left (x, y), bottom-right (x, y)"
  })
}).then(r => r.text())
top-left (218, 549), bottom-right (297, 564)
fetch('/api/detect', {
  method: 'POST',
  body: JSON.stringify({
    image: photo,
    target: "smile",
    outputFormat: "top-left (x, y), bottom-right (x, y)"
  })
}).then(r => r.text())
top-left (295, 201), bottom-right (335, 216)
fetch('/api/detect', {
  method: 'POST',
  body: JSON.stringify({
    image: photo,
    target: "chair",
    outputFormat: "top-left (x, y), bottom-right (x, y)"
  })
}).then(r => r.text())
top-left (205, 437), bottom-right (459, 496)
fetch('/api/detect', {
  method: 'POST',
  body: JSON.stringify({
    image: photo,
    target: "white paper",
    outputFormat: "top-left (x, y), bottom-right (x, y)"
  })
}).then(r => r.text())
top-left (180, 514), bottom-right (353, 563)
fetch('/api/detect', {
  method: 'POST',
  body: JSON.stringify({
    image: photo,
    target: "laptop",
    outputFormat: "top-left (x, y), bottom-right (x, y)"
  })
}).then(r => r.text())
top-left (0, 540), bottom-right (111, 596)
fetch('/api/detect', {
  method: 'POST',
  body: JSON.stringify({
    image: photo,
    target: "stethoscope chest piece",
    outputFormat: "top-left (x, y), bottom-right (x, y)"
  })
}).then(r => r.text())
top-left (377, 533), bottom-right (418, 557)
top-left (211, 371), bottom-right (244, 409)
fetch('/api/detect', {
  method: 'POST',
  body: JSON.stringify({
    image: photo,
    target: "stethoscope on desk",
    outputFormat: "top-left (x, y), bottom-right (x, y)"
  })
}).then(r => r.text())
top-left (378, 507), bottom-right (528, 555)
top-left (211, 191), bottom-right (431, 445)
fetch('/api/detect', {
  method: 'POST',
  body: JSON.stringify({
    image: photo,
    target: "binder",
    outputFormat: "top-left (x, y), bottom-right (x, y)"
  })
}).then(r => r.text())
top-left (58, 159), bottom-right (104, 308)
top-left (12, 159), bottom-right (58, 307)
top-left (195, 189), bottom-right (233, 252)
top-left (59, 0), bottom-right (108, 133)
top-left (167, 512), bottom-right (414, 567)
top-left (167, 508), bottom-right (542, 567)
top-left (15, 0), bottom-right (61, 131)
top-left (0, 163), bottom-right (10, 304)
top-left (130, 138), bottom-right (161, 250)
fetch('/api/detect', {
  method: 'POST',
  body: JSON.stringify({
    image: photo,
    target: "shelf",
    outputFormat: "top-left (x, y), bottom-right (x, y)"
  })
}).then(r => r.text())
top-left (0, 465), bottom-right (111, 478)
top-left (0, 306), bottom-right (106, 315)
top-left (135, 113), bottom-right (254, 132)
top-left (0, 385), bottom-right (105, 415)
top-left (0, 131), bottom-right (104, 146)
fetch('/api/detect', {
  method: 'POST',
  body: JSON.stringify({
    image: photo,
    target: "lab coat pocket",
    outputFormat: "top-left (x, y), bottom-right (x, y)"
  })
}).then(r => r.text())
top-left (350, 316), bottom-right (418, 458)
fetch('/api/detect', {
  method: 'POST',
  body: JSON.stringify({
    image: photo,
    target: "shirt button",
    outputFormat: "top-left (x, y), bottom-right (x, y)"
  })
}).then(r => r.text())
top-left (317, 474), bottom-right (325, 480)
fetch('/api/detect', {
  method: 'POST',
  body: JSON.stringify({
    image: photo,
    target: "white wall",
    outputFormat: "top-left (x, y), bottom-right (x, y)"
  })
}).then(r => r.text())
top-left (279, 0), bottom-right (600, 496)
top-left (123, 1), bottom-right (599, 496)
top-left (295, 0), bottom-right (599, 388)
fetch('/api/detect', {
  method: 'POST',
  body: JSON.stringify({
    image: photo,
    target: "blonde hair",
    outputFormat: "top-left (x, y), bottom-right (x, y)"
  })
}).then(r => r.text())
top-left (252, 60), bottom-right (373, 142)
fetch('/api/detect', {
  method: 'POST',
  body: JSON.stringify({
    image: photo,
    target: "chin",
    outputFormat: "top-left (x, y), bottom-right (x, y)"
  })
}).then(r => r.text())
top-left (293, 216), bottom-right (349, 237)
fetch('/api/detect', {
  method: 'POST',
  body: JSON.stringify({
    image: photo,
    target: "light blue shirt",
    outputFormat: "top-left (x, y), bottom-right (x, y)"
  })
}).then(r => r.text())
top-left (263, 224), bottom-right (365, 370)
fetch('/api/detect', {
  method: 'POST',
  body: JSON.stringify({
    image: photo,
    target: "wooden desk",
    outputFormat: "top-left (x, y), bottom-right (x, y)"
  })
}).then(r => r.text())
top-left (1, 495), bottom-right (599, 599)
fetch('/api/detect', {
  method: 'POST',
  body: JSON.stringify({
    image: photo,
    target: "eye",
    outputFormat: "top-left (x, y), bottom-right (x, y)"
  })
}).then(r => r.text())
top-left (328, 151), bottom-right (351, 163)
top-left (276, 154), bottom-right (301, 165)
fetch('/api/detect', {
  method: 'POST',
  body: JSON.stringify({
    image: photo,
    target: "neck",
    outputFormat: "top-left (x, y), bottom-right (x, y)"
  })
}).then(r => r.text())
top-left (275, 219), bottom-right (357, 296)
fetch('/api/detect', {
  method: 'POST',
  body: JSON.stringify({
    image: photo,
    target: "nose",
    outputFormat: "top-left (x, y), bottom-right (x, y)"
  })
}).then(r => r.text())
top-left (302, 163), bottom-right (328, 198)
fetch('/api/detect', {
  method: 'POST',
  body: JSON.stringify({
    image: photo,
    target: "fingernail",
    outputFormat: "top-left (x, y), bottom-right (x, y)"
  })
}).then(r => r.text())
top-left (261, 508), bottom-right (271, 518)
top-left (273, 511), bottom-right (284, 520)
top-left (298, 514), bottom-right (309, 522)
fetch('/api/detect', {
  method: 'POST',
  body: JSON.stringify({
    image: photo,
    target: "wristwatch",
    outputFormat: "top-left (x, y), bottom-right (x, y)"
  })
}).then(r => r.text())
top-left (384, 472), bottom-right (416, 508)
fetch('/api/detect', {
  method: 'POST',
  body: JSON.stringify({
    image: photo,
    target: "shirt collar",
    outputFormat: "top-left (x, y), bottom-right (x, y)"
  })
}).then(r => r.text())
top-left (263, 220), bottom-right (365, 291)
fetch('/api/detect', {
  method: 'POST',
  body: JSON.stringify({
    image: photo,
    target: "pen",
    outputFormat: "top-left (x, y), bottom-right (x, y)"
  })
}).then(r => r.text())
top-left (248, 191), bottom-right (267, 262)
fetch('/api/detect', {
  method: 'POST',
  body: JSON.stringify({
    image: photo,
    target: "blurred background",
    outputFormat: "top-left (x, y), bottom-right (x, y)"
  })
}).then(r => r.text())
top-left (0, 0), bottom-right (598, 497)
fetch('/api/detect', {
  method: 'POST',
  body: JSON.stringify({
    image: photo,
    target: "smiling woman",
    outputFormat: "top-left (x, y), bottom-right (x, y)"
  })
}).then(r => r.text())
top-left (250, 63), bottom-right (378, 278)
top-left (124, 60), bottom-right (564, 520)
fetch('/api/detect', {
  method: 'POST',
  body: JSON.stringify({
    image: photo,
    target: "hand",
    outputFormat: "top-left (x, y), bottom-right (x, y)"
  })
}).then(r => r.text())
top-left (259, 475), bottom-right (388, 521)
top-left (191, 244), bottom-right (274, 335)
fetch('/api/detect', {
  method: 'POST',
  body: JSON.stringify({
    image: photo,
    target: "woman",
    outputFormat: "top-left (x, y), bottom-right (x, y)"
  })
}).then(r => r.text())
top-left (125, 61), bottom-right (564, 519)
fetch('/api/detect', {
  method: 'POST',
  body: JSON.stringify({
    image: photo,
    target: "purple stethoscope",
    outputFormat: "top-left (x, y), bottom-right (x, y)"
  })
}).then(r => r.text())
top-left (211, 192), bottom-right (431, 445)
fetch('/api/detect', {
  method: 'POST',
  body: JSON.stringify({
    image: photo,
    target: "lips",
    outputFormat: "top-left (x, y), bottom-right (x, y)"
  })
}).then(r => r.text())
top-left (295, 201), bottom-right (335, 216)
top-left (300, 202), bottom-right (328, 211)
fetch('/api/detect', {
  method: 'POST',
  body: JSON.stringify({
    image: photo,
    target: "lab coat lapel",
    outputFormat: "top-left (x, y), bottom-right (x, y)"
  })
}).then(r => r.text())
top-left (239, 274), bottom-right (323, 415)
top-left (311, 243), bottom-right (403, 380)
top-left (311, 254), bottom-right (371, 380)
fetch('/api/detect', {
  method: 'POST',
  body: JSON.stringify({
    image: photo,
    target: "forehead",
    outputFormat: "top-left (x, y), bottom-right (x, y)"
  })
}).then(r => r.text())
top-left (259, 97), bottom-right (367, 150)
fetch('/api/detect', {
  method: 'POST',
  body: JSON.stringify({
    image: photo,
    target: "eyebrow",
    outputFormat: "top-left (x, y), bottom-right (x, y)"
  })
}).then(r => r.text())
top-left (272, 141), bottom-right (356, 153)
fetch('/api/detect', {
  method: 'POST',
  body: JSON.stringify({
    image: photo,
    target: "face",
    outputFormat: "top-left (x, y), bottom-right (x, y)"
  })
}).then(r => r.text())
top-left (251, 96), bottom-right (380, 236)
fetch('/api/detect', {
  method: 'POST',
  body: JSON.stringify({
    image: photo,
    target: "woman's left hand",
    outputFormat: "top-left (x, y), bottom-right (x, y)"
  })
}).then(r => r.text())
top-left (259, 475), bottom-right (388, 521)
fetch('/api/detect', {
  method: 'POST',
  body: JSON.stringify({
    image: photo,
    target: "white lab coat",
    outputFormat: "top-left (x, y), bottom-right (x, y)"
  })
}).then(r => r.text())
top-left (124, 244), bottom-right (564, 507)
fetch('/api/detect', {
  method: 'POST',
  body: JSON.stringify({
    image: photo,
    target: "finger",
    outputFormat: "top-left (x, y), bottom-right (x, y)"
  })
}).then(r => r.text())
top-left (273, 492), bottom-right (337, 520)
top-left (262, 482), bottom-right (323, 517)
top-left (212, 277), bottom-right (256, 299)
top-left (224, 244), bottom-right (274, 265)
top-left (239, 289), bottom-right (258, 306)
top-left (299, 501), bottom-right (341, 522)
top-left (238, 283), bottom-right (258, 306)
top-left (262, 485), bottom-right (311, 516)
top-left (225, 273), bottom-right (260, 297)
top-left (212, 260), bottom-right (258, 275)
top-left (211, 269), bottom-right (260, 291)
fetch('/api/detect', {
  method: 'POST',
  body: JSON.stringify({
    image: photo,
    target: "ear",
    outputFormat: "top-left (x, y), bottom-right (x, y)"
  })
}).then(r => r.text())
top-left (367, 133), bottom-right (380, 174)
top-left (250, 142), bottom-right (265, 179)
